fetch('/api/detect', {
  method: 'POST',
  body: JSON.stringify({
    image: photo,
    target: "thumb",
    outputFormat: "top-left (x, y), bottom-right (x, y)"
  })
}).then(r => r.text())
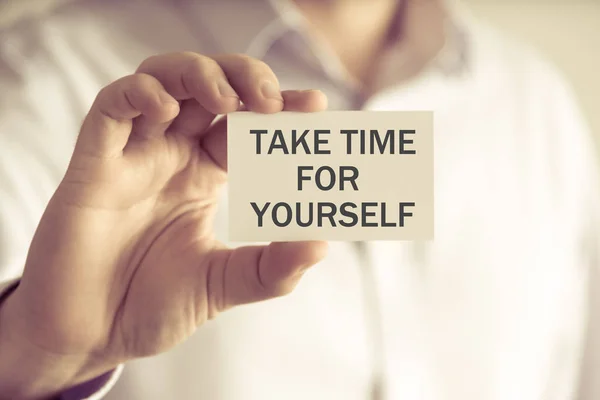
top-left (212, 241), bottom-right (328, 310)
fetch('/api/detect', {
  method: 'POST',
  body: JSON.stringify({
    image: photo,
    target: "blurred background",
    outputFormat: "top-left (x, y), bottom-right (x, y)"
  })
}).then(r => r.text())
top-left (464, 0), bottom-right (599, 146)
top-left (0, 0), bottom-right (598, 143)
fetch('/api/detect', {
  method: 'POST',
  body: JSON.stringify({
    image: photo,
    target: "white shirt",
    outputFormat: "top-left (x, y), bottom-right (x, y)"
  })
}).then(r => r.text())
top-left (0, 1), bottom-right (598, 399)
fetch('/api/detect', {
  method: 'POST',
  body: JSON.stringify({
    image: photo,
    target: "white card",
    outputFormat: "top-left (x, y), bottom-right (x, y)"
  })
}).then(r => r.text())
top-left (227, 111), bottom-right (434, 241)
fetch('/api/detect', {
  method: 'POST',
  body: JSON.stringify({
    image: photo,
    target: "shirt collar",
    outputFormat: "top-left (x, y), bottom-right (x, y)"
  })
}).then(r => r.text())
top-left (192, 0), bottom-right (471, 76)
top-left (190, 0), bottom-right (288, 58)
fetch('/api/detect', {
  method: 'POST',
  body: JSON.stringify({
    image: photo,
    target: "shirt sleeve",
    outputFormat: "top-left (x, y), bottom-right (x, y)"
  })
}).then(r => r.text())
top-left (563, 96), bottom-right (600, 400)
top-left (577, 186), bottom-right (600, 400)
top-left (545, 65), bottom-right (600, 400)
top-left (0, 279), bottom-right (124, 400)
top-left (58, 365), bottom-right (124, 400)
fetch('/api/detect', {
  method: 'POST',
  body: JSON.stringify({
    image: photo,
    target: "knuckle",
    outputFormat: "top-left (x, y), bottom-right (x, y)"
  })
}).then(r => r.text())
top-left (234, 54), bottom-right (270, 76)
top-left (112, 74), bottom-right (156, 110)
top-left (126, 72), bottom-right (156, 88)
top-left (180, 50), bottom-right (202, 59)
top-left (183, 56), bottom-right (223, 93)
top-left (136, 54), bottom-right (160, 72)
top-left (186, 54), bottom-right (221, 77)
top-left (117, 74), bottom-right (155, 105)
top-left (230, 53), bottom-right (253, 63)
top-left (96, 84), bottom-right (112, 102)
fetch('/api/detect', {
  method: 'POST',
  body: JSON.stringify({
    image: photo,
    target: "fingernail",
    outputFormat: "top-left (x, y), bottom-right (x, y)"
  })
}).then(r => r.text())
top-left (217, 80), bottom-right (239, 98)
top-left (261, 81), bottom-right (284, 102)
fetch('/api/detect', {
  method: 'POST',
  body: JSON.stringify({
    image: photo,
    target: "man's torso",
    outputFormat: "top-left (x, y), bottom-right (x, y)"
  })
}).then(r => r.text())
top-left (0, 1), bottom-right (594, 399)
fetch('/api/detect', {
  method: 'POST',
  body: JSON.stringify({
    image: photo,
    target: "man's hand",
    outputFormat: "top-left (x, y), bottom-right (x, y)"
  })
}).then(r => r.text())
top-left (0, 52), bottom-right (328, 399)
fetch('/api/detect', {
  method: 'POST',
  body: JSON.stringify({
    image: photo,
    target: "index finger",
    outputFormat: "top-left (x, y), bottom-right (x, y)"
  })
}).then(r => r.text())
top-left (136, 52), bottom-right (285, 115)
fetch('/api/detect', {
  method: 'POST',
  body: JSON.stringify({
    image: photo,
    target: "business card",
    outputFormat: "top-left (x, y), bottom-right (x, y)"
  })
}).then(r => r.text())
top-left (227, 111), bottom-right (433, 241)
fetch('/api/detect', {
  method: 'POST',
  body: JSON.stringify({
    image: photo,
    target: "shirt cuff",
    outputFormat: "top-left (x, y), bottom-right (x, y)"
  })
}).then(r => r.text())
top-left (0, 279), bottom-right (124, 400)
top-left (59, 365), bottom-right (124, 400)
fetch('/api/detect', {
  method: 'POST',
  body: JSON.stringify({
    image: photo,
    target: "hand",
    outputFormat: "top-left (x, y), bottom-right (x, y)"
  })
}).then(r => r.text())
top-left (0, 52), bottom-right (328, 399)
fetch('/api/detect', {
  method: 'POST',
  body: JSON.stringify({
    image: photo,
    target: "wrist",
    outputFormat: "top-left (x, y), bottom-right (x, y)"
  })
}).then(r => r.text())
top-left (0, 287), bottom-right (116, 399)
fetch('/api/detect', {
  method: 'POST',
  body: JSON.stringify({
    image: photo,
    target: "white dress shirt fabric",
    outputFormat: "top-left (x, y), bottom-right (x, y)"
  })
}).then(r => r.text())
top-left (0, 1), bottom-right (598, 399)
